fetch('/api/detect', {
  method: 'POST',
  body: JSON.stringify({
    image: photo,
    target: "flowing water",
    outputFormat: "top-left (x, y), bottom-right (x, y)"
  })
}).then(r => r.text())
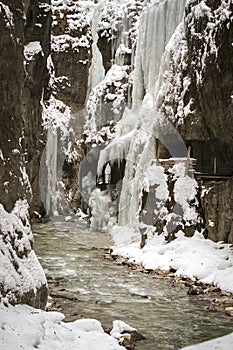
top-left (33, 219), bottom-right (233, 350)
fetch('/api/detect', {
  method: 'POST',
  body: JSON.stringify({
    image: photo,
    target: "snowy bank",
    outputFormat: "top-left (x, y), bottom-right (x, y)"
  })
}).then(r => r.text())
top-left (0, 200), bottom-right (48, 307)
top-left (180, 331), bottom-right (233, 350)
top-left (0, 303), bottom-right (125, 350)
top-left (111, 228), bottom-right (233, 293)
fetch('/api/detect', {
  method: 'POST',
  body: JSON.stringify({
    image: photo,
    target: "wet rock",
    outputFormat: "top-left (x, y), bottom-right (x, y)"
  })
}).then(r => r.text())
top-left (121, 333), bottom-right (134, 349)
top-left (110, 320), bottom-right (145, 350)
top-left (225, 307), bottom-right (233, 317)
top-left (188, 285), bottom-right (204, 295)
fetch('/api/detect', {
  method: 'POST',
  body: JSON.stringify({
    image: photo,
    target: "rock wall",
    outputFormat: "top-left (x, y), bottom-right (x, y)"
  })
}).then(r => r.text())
top-left (199, 177), bottom-right (233, 243)
top-left (0, 0), bottom-right (49, 307)
top-left (157, 0), bottom-right (233, 243)
top-left (0, 0), bottom-right (30, 213)
top-left (43, 0), bottom-right (92, 214)
top-left (23, 0), bottom-right (51, 216)
top-left (50, 0), bottom-right (91, 111)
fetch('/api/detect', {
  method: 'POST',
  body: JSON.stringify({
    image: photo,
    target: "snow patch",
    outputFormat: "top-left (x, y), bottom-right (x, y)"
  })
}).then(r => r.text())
top-left (0, 201), bottom-right (47, 304)
top-left (24, 41), bottom-right (44, 61)
top-left (0, 303), bottom-right (124, 350)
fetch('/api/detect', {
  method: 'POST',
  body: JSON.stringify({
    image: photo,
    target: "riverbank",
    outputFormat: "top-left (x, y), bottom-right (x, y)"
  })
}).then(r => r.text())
top-left (110, 226), bottom-right (233, 295)
top-left (106, 252), bottom-right (233, 317)
top-left (33, 220), bottom-right (233, 350)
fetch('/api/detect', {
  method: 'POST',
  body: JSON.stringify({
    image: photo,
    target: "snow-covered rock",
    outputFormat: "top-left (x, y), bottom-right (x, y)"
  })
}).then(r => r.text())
top-left (0, 200), bottom-right (48, 308)
top-left (0, 303), bottom-right (125, 350)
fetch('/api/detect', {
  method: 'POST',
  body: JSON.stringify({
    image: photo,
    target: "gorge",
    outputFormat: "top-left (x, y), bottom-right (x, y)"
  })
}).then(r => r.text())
top-left (0, 0), bottom-right (233, 349)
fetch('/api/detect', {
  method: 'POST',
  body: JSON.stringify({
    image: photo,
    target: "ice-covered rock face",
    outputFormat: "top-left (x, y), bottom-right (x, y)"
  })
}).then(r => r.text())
top-left (83, 0), bottom-right (233, 243)
top-left (0, 200), bottom-right (48, 308)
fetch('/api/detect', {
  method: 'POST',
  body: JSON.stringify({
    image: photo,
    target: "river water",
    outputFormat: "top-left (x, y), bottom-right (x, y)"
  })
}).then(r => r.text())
top-left (33, 219), bottom-right (233, 350)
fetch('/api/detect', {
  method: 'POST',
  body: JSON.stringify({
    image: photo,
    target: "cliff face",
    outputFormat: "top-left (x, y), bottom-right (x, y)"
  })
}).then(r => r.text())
top-left (184, 0), bottom-right (233, 175)
top-left (184, 1), bottom-right (233, 243)
top-left (0, 200), bottom-right (48, 308)
top-left (0, 0), bottom-right (28, 213)
top-left (0, 0), bottom-right (49, 307)
top-left (0, 0), bottom-right (51, 215)
top-left (23, 0), bottom-right (51, 216)
top-left (50, 0), bottom-right (91, 111)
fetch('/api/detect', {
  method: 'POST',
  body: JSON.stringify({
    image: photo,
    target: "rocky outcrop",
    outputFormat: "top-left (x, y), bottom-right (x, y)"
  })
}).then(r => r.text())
top-left (182, 0), bottom-right (233, 243)
top-left (41, 0), bottom-right (92, 214)
top-left (97, 0), bottom-right (144, 72)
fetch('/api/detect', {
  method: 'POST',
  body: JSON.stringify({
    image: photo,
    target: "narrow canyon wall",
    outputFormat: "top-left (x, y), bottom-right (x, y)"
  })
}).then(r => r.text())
top-left (157, 0), bottom-right (233, 242)
top-left (0, 0), bottom-right (49, 307)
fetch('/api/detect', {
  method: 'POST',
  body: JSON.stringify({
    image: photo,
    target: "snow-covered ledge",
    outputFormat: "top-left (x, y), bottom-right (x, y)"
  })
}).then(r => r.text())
top-left (0, 200), bottom-right (48, 308)
top-left (180, 332), bottom-right (233, 350)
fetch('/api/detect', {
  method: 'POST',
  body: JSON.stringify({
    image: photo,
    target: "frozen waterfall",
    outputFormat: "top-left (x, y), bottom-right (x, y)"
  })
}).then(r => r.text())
top-left (40, 95), bottom-right (72, 217)
top-left (118, 0), bottom-right (188, 227)
top-left (94, 0), bottom-right (189, 229)
top-left (132, 0), bottom-right (188, 105)
top-left (45, 127), bottom-right (58, 216)
top-left (86, 0), bottom-right (106, 91)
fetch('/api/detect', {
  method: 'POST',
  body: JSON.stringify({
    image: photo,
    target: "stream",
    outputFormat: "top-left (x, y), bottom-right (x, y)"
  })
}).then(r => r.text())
top-left (33, 219), bottom-right (233, 350)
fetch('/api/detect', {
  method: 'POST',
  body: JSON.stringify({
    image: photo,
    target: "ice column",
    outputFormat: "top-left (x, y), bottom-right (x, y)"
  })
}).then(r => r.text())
top-left (88, 0), bottom-right (106, 91)
top-left (45, 126), bottom-right (58, 216)
top-left (118, 0), bottom-right (188, 226)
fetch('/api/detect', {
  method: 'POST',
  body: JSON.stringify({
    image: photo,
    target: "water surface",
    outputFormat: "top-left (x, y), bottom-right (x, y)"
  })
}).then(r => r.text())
top-left (33, 220), bottom-right (233, 350)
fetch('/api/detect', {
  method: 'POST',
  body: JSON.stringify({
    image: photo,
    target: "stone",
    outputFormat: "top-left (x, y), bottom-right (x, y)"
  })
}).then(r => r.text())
top-left (225, 307), bottom-right (233, 317)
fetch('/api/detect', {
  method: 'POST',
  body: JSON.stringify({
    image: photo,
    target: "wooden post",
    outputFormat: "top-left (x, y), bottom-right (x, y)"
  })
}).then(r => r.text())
top-left (185, 146), bottom-right (191, 176)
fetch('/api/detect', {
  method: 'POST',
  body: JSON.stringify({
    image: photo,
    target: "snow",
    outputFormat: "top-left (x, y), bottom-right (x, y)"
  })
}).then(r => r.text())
top-left (0, 2), bottom-right (14, 27)
top-left (51, 0), bottom-right (92, 53)
top-left (180, 331), bottom-right (233, 350)
top-left (0, 201), bottom-right (47, 304)
top-left (85, 64), bottom-right (130, 140)
top-left (111, 228), bottom-right (233, 293)
top-left (174, 175), bottom-right (198, 222)
top-left (0, 303), bottom-right (125, 350)
top-left (51, 34), bottom-right (91, 52)
top-left (24, 41), bottom-right (44, 61)
top-left (111, 320), bottom-right (136, 336)
top-left (0, 149), bottom-right (4, 161)
top-left (110, 320), bottom-right (137, 343)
